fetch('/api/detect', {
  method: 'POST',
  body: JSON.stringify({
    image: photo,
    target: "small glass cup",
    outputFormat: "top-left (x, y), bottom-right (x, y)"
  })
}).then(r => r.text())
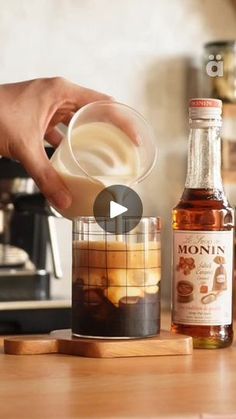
top-left (50, 101), bottom-right (157, 219)
top-left (72, 216), bottom-right (161, 339)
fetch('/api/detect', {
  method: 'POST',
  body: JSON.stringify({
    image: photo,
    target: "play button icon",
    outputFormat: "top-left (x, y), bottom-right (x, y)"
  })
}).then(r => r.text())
top-left (93, 185), bottom-right (143, 234)
top-left (110, 201), bottom-right (128, 219)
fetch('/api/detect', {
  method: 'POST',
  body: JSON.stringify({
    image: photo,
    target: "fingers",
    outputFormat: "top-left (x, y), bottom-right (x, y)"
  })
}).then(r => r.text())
top-left (47, 78), bottom-right (141, 146)
top-left (61, 111), bottom-right (74, 126)
top-left (106, 107), bottom-right (142, 146)
top-left (45, 127), bottom-right (64, 147)
top-left (18, 145), bottom-right (72, 210)
top-left (63, 80), bottom-right (113, 108)
top-left (57, 80), bottom-right (141, 145)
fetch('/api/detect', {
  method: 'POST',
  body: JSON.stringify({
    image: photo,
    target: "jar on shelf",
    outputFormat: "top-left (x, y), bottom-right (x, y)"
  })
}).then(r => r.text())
top-left (203, 41), bottom-right (236, 103)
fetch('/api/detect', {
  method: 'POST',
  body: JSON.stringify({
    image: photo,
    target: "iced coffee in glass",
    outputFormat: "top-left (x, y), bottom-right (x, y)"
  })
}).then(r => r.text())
top-left (72, 217), bottom-right (161, 338)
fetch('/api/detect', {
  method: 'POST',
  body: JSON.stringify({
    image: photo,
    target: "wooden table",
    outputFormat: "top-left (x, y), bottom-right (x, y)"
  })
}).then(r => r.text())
top-left (0, 315), bottom-right (236, 419)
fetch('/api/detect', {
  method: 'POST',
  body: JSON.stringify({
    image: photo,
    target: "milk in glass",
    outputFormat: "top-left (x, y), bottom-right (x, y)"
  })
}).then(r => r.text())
top-left (51, 122), bottom-right (140, 219)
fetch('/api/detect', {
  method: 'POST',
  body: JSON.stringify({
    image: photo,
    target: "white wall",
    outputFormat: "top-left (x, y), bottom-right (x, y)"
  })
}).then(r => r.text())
top-left (1, 0), bottom-right (236, 300)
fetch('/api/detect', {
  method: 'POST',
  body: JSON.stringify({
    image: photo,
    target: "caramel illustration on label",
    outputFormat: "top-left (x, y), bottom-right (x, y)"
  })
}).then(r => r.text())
top-left (176, 280), bottom-right (194, 304)
top-left (212, 256), bottom-right (227, 291)
top-left (176, 257), bottom-right (195, 276)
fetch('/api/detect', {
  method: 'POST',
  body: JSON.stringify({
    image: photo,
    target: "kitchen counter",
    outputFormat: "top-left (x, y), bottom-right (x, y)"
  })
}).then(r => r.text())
top-left (0, 314), bottom-right (236, 419)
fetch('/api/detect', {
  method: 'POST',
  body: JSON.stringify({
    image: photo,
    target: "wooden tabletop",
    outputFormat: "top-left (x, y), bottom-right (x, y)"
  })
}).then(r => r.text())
top-left (0, 315), bottom-right (236, 419)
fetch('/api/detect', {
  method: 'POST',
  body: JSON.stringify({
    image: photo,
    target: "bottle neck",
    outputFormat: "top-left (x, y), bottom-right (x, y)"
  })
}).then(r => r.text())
top-left (185, 121), bottom-right (223, 191)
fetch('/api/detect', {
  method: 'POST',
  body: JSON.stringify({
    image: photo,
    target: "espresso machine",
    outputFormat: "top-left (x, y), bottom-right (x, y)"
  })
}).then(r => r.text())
top-left (0, 149), bottom-right (71, 334)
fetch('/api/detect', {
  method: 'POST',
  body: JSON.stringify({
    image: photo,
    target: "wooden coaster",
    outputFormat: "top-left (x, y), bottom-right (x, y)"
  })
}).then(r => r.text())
top-left (4, 329), bottom-right (192, 358)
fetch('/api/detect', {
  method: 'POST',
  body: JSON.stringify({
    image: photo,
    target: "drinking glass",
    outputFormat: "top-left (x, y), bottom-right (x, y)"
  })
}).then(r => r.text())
top-left (72, 216), bottom-right (161, 338)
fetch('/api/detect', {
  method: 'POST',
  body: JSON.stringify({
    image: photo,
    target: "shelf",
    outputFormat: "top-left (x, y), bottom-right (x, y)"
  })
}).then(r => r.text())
top-left (0, 299), bottom-right (71, 311)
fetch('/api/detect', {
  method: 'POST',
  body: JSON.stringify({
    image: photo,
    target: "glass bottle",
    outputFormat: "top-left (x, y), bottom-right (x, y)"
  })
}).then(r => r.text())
top-left (172, 98), bottom-right (234, 349)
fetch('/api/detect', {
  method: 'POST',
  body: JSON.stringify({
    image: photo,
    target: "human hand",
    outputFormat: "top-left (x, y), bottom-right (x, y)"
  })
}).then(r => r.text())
top-left (0, 77), bottom-right (112, 210)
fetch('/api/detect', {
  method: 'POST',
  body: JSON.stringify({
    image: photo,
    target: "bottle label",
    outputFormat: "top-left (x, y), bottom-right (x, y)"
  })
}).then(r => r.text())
top-left (172, 230), bottom-right (233, 326)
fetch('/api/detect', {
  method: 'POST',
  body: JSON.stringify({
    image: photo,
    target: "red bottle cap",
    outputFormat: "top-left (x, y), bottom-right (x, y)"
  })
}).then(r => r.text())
top-left (189, 98), bottom-right (222, 121)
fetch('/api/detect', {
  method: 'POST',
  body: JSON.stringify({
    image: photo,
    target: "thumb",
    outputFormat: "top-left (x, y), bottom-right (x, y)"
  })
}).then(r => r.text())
top-left (19, 146), bottom-right (72, 211)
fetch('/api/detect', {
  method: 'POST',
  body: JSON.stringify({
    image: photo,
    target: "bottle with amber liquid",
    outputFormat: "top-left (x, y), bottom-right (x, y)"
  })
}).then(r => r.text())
top-left (172, 98), bottom-right (234, 349)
